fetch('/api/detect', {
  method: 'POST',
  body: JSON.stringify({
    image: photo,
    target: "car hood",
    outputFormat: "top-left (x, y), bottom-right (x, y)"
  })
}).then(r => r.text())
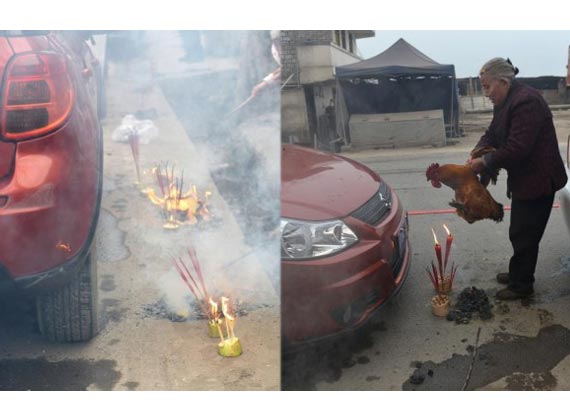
top-left (281, 144), bottom-right (381, 221)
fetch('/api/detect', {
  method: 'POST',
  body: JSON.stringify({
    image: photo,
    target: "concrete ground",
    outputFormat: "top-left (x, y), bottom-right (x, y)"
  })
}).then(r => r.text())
top-left (0, 31), bottom-right (280, 391)
top-left (282, 109), bottom-right (570, 391)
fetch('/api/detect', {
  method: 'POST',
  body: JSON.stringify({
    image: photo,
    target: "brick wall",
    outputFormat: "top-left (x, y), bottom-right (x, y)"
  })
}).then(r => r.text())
top-left (280, 31), bottom-right (333, 86)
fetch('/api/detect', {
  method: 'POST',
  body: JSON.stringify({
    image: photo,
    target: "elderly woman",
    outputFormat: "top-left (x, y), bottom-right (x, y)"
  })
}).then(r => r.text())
top-left (469, 58), bottom-right (567, 300)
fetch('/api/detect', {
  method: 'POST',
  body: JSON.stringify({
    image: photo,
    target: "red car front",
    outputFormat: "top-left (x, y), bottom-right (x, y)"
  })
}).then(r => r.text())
top-left (0, 31), bottom-right (103, 342)
top-left (281, 144), bottom-right (410, 344)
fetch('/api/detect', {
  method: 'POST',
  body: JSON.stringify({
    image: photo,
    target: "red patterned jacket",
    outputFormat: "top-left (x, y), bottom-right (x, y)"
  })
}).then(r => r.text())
top-left (475, 80), bottom-right (567, 200)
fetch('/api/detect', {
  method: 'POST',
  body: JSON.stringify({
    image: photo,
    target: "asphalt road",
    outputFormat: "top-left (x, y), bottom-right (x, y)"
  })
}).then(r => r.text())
top-left (282, 110), bottom-right (570, 391)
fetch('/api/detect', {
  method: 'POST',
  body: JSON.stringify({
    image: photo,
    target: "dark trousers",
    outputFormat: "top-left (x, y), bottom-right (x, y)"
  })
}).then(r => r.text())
top-left (508, 193), bottom-right (555, 292)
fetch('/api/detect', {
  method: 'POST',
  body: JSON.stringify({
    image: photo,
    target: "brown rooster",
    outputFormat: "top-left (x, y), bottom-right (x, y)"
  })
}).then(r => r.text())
top-left (425, 152), bottom-right (504, 224)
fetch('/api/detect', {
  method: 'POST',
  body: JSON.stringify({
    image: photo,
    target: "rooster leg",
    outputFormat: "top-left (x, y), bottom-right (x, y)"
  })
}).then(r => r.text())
top-left (448, 199), bottom-right (464, 210)
top-left (449, 199), bottom-right (476, 224)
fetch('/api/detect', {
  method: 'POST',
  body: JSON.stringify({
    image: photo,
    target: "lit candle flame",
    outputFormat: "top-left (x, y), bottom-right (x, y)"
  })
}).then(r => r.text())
top-left (442, 224), bottom-right (453, 275)
top-left (209, 297), bottom-right (219, 319)
top-left (431, 228), bottom-right (440, 245)
top-left (145, 167), bottom-right (211, 228)
top-left (221, 296), bottom-right (236, 340)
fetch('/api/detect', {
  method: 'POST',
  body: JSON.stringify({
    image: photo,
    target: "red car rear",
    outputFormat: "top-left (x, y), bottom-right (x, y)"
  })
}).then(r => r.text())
top-left (0, 31), bottom-right (103, 342)
top-left (281, 144), bottom-right (410, 344)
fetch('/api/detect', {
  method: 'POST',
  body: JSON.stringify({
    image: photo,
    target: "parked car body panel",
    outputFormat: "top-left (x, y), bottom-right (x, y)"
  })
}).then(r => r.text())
top-left (0, 31), bottom-right (102, 290)
top-left (282, 144), bottom-right (380, 221)
top-left (281, 144), bottom-right (410, 344)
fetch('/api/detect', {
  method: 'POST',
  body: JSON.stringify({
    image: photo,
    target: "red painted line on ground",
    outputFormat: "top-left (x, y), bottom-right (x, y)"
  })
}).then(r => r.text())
top-left (408, 203), bottom-right (560, 216)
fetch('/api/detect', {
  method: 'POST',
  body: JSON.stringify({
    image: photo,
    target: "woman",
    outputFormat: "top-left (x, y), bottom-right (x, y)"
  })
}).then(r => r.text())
top-left (469, 58), bottom-right (567, 300)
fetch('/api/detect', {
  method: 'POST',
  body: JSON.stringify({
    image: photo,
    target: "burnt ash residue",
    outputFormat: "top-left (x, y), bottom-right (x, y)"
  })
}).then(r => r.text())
top-left (101, 298), bottom-right (129, 324)
top-left (207, 126), bottom-right (278, 248)
top-left (447, 287), bottom-right (493, 324)
top-left (281, 321), bottom-right (387, 391)
top-left (141, 297), bottom-right (272, 322)
top-left (100, 274), bottom-right (117, 292)
top-left (0, 358), bottom-right (121, 391)
top-left (403, 324), bottom-right (570, 391)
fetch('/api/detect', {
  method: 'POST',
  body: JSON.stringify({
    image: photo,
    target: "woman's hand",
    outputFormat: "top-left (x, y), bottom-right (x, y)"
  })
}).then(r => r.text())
top-left (468, 157), bottom-right (486, 174)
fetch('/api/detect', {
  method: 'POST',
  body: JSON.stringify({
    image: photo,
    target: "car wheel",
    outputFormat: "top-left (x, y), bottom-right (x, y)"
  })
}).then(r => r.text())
top-left (36, 247), bottom-right (100, 342)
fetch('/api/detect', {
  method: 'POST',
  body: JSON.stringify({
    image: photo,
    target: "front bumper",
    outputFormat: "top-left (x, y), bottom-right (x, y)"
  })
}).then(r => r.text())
top-left (282, 198), bottom-right (411, 344)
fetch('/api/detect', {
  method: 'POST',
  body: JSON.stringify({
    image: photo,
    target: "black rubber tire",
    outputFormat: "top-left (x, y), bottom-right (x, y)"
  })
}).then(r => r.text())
top-left (36, 248), bottom-right (100, 342)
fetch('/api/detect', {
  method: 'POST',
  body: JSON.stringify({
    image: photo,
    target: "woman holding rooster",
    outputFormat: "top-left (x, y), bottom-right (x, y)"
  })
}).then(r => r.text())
top-left (469, 57), bottom-right (567, 301)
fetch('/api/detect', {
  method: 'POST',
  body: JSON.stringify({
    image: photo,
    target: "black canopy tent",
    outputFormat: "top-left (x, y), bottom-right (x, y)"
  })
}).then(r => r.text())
top-left (335, 38), bottom-right (460, 144)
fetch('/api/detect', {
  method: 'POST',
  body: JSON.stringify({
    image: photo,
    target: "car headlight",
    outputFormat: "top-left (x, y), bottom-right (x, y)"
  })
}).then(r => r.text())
top-left (280, 218), bottom-right (358, 259)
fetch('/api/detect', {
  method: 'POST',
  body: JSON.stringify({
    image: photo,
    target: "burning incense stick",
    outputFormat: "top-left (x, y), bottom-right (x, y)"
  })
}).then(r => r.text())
top-left (188, 245), bottom-right (209, 300)
top-left (217, 296), bottom-right (242, 357)
top-left (148, 162), bottom-right (213, 229)
top-left (173, 257), bottom-right (209, 317)
top-left (229, 94), bottom-right (255, 115)
top-left (450, 262), bottom-right (458, 287)
top-left (431, 261), bottom-right (440, 292)
top-left (208, 297), bottom-right (225, 339)
top-left (217, 323), bottom-right (225, 342)
top-left (128, 129), bottom-right (141, 183)
top-left (178, 256), bottom-right (207, 300)
top-left (426, 266), bottom-right (437, 289)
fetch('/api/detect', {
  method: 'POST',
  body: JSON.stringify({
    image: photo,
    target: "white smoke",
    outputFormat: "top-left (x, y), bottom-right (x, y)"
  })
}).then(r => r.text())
top-left (102, 30), bottom-right (280, 316)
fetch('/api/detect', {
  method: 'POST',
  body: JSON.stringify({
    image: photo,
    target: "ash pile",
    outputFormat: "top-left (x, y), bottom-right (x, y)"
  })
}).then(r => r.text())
top-left (447, 286), bottom-right (493, 324)
top-left (206, 119), bottom-right (280, 288)
top-left (141, 297), bottom-right (271, 322)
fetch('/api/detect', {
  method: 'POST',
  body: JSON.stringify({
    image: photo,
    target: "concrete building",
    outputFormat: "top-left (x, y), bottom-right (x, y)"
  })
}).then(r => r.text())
top-left (280, 30), bottom-right (374, 147)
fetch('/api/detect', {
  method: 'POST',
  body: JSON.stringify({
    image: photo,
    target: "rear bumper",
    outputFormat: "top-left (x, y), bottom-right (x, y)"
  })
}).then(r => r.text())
top-left (0, 122), bottom-right (102, 294)
top-left (282, 205), bottom-right (410, 345)
top-left (10, 235), bottom-right (95, 293)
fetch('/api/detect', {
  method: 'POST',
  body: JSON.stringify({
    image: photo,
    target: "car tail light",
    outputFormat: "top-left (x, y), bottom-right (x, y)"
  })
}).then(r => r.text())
top-left (1, 52), bottom-right (74, 141)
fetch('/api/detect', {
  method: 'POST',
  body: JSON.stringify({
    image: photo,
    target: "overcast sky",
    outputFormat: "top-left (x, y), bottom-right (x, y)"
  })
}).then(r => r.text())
top-left (357, 31), bottom-right (570, 78)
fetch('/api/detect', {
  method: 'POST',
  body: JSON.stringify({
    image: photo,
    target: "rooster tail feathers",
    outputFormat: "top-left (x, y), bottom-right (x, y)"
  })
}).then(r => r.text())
top-left (426, 163), bottom-right (440, 180)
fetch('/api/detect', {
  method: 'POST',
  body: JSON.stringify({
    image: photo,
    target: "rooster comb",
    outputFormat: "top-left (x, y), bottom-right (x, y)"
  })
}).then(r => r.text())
top-left (426, 163), bottom-right (440, 179)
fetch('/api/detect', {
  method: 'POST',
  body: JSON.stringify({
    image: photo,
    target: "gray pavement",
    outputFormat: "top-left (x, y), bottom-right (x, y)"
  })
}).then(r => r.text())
top-left (0, 31), bottom-right (280, 391)
top-left (282, 109), bottom-right (570, 391)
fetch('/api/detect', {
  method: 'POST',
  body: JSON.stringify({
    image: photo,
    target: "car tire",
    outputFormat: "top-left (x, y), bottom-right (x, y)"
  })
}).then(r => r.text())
top-left (36, 248), bottom-right (100, 342)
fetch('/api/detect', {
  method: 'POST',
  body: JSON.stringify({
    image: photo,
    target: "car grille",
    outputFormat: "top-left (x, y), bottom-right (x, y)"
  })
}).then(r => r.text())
top-left (351, 181), bottom-right (392, 226)
top-left (390, 215), bottom-right (409, 279)
top-left (390, 246), bottom-right (405, 279)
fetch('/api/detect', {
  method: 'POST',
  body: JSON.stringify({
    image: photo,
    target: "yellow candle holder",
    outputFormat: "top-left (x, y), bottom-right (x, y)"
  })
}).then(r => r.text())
top-left (431, 294), bottom-right (450, 317)
top-left (436, 278), bottom-right (452, 295)
top-left (218, 337), bottom-right (242, 357)
top-left (208, 318), bottom-right (224, 338)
